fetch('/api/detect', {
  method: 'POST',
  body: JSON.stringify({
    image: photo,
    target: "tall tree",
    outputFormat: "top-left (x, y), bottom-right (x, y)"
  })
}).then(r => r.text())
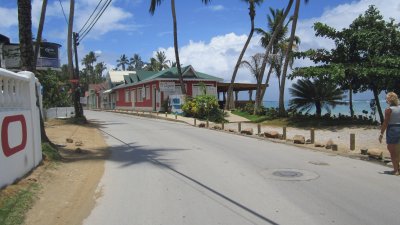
top-left (82, 51), bottom-right (98, 84)
top-left (117, 54), bottom-right (129, 71)
top-left (225, 0), bottom-right (264, 110)
top-left (34, 0), bottom-right (47, 66)
top-left (257, 0), bottom-right (295, 111)
top-left (149, 0), bottom-right (212, 95)
top-left (278, 0), bottom-right (309, 116)
top-left (94, 62), bottom-right (107, 82)
top-left (18, 0), bottom-right (35, 72)
top-left (18, 0), bottom-right (51, 143)
top-left (293, 6), bottom-right (400, 123)
top-left (129, 53), bottom-right (144, 70)
top-left (240, 53), bottom-right (264, 114)
top-left (254, 7), bottom-right (294, 112)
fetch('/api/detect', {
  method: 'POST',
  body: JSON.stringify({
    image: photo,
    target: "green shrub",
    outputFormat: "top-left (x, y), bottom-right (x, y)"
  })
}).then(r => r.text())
top-left (182, 95), bottom-right (226, 122)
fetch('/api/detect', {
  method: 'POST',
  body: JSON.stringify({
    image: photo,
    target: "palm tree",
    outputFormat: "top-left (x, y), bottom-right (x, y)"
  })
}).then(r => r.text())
top-left (18, 0), bottom-right (35, 72)
top-left (34, 0), bottom-right (47, 66)
top-left (240, 53), bottom-right (264, 114)
top-left (129, 53), bottom-right (144, 70)
top-left (94, 62), bottom-right (107, 82)
top-left (154, 51), bottom-right (170, 70)
top-left (117, 54), bottom-right (129, 71)
top-left (289, 78), bottom-right (346, 117)
top-left (149, 0), bottom-right (212, 95)
top-left (82, 51), bottom-right (98, 84)
top-left (279, 0), bottom-right (309, 116)
top-left (18, 0), bottom-right (51, 143)
top-left (254, 7), bottom-right (292, 112)
top-left (225, 0), bottom-right (264, 110)
top-left (257, 0), bottom-right (295, 108)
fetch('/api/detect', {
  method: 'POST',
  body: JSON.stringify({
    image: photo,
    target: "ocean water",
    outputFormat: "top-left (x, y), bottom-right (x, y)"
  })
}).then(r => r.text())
top-left (263, 100), bottom-right (388, 117)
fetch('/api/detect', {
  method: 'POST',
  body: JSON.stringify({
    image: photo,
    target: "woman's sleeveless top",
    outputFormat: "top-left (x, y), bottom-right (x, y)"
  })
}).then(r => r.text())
top-left (389, 105), bottom-right (400, 124)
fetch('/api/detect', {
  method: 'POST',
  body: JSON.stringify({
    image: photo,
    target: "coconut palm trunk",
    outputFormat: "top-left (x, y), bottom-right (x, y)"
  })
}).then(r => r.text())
top-left (226, 1), bottom-right (258, 110)
top-left (171, 0), bottom-right (186, 94)
top-left (258, 0), bottom-right (294, 104)
top-left (18, 0), bottom-right (35, 72)
top-left (34, 0), bottom-right (47, 66)
top-left (259, 65), bottom-right (274, 104)
top-left (18, 0), bottom-right (51, 143)
top-left (278, 0), bottom-right (301, 116)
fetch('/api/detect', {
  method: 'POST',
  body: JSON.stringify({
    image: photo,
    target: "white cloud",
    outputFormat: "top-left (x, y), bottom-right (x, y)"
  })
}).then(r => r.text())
top-left (297, 0), bottom-right (400, 52)
top-left (157, 33), bottom-right (265, 84)
top-left (0, 7), bottom-right (18, 29)
top-left (209, 5), bottom-right (225, 11)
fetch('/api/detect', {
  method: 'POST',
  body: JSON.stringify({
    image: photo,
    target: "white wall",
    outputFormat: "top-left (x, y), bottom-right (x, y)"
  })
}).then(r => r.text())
top-left (0, 69), bottom-right (42, 189)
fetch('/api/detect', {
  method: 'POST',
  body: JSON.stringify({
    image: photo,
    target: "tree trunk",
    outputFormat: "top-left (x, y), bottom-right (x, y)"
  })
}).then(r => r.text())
top-left (253, 71), bottom-right (262, 114)
top-left (258, 0), bottom-right (294, 109)
top-left (171, 0), bottom-right (186, 94)
top-left (315, 101), bottom-right (322, 117)
top-left (259, 65), bottom-right (274, 104)
top-left (372, 86), bottom-right (384, 123)
top-left (34, 0), bottom-right (47, 66)
top-left (279, 0), bottom-right (300, 117)
top-left (349, 82), bottom-right (354, 117)
top-left (18, 0), bottom-right (35, 72)
top-left (226, 2), bottom-right (256, 110)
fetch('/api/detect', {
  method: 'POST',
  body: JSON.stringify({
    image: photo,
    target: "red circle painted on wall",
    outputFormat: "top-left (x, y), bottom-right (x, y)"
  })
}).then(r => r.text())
top-left (1, 115), bottom-right (27, 157)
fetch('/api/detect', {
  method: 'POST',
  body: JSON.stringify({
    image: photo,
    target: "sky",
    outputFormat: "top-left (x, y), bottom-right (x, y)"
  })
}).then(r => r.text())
top-left (1, 0), bottom-right (399, 101)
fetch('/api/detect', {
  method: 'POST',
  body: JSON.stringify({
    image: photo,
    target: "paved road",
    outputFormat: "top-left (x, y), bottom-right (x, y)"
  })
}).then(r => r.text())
top-left (83, 110), bottom-right (400, 225)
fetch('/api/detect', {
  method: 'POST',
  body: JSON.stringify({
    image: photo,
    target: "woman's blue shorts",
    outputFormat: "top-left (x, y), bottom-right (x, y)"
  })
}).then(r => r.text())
top-left (386, 124), bottom-right (400, 144)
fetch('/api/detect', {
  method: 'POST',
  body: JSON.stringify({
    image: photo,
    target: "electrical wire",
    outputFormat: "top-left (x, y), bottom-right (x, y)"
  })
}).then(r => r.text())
top-left (78, 0), bottom-right (113, 43)
top-left (58, 0), bottom-right (69, 25)
top-left (77, 0), bottom-right (105, 34)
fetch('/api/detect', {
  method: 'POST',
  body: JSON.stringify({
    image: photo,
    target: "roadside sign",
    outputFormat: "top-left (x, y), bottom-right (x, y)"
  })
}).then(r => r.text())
top-left (159, 82), bottom-right (175, 92)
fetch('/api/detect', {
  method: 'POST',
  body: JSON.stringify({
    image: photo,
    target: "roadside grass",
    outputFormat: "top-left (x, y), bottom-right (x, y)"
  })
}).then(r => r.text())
top-left (0, 183), bottom-right (40, 225)
top-left (0, 142), bottom-right (61, 225)
top-left (232, 110), bottom-right (377, 129)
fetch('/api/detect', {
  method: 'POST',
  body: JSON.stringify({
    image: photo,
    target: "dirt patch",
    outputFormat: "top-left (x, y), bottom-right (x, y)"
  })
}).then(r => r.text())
top-left (23, 119), bottom-right (109, 225)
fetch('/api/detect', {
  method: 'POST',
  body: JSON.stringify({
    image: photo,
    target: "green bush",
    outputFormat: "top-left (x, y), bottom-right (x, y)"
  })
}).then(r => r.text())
top-left (240, 103), bottom-right (267, 116)
top-left (182, 95), bottom-right (226, 122)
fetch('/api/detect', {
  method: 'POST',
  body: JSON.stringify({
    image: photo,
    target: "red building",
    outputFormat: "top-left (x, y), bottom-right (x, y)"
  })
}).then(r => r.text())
top-left (110, 65), bottom-right (223, 112)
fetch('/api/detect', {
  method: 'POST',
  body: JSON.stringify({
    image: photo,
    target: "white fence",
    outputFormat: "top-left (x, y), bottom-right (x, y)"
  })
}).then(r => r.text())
top-left (45, 107), bottom-right (75, 120)
top-left (0, 68), bottom-right (42, 189)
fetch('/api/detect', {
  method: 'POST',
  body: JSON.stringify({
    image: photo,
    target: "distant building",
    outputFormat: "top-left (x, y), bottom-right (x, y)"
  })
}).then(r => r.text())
top-left (0, 34), bottom-right (61, 71)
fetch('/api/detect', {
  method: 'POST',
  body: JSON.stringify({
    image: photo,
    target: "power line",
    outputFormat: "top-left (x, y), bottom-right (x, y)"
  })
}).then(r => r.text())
top-left (78, 0), bottom-right (113, 43)
top-left (77, 0), bottom-right (105, 34)
top-left (58, 0), bottom-right (68, 25)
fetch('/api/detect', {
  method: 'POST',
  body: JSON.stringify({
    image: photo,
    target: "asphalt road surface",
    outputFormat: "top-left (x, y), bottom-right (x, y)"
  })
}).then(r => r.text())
top-left (83, 110), bottom-right (400, 225)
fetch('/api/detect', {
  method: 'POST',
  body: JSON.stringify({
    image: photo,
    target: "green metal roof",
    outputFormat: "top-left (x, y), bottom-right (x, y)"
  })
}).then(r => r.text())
top-left (113, 65), bottom-right (223, 90)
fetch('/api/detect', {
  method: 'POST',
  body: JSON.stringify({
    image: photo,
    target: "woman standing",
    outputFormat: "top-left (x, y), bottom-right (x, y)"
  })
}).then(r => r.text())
top-left (379, 92), bottom-right (400, 175)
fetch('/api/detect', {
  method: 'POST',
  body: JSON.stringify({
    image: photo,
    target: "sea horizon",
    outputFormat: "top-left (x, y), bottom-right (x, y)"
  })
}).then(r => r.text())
top-left (262, 99), bottom-right (387, 117)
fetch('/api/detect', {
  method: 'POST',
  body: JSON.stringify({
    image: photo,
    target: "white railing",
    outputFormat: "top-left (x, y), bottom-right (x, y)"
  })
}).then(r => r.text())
top-left (0, 68), bottom-right (42, 189)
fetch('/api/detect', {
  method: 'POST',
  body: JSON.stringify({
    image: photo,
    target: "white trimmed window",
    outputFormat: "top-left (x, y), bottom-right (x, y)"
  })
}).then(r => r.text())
top-left (146, 86), bottom-right (150, 99)
top-left (125, 90), bottom-right (130, 102)
top-left (137, 88), bottom-right (143, 102)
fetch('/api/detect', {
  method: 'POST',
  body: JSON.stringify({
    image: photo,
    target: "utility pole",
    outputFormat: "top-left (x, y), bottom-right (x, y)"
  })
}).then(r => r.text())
top-left (73, 31), bottom-right (83, 117)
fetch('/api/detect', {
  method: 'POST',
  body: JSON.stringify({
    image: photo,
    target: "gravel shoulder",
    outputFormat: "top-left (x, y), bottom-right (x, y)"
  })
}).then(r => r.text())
top-left (23, 119), bottom-right (109, 225)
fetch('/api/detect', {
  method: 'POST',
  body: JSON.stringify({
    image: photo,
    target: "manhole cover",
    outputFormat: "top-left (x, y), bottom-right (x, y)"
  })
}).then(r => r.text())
top-left (272, 170), bottom-right (303, 178)
top-left (260, 169), bottom-right (319, 181)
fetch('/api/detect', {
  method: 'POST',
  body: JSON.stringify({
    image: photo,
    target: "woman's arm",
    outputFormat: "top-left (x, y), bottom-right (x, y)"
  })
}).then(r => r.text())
top-left (379, 108), bottom-right (392, 143)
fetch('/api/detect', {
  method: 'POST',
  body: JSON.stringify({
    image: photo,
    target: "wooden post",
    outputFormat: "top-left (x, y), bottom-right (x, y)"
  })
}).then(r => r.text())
top-left (222, 122), bottom-right (224, 130)
top-left (175, 114), bottom-right (177, 120)
top-left (283, 127), bottom-right (287, 140)
top-left (165, 112), bottom-right (167, 117)
top-left (350, 133), bottom-right (355, 150)
top-left (194, 118), bottom-right (196, 126)
top-left (157, 112), bottom-right (159, 116)
top-left (206, 120), bottom-right (209, 128)
top-left (257, 124), bottom-right (261, 135)
top-left (238, 122), bottom-right (241, 132)
top-left (310, 128), bottom-right (315, 144)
